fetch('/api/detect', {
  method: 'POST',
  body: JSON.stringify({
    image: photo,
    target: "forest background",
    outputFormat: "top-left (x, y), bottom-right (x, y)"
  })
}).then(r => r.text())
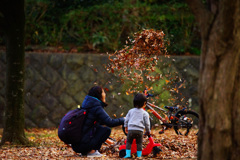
top-left (0, 0), bottom-right (201, 55)
top-left (1, 0), bottom-right (240, 159)
top-left (0, 1), bottom-right (201, 158)
top-left (0, 0), bottom-right (201, 129)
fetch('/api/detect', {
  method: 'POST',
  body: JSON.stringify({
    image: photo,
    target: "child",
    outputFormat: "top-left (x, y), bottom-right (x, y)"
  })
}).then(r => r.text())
top-left (124, 93), bottom-right (151, 158)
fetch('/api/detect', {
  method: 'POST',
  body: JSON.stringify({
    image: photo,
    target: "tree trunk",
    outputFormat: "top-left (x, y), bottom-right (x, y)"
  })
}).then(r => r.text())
top-left (186, 0), bottom-right (240, 159)
top-left (0, 0), bottom-right (28, 145)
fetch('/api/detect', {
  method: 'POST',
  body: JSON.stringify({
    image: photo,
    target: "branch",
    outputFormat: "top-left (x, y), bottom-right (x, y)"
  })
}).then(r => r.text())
top-left (185, 0), bottom-right (214, 39)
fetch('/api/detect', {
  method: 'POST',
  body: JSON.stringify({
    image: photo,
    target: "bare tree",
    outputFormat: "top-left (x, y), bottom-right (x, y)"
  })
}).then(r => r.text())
top-left (0, 0), bottom-right (28, 145)
top-left (185, 0), bottom-right (240, 159)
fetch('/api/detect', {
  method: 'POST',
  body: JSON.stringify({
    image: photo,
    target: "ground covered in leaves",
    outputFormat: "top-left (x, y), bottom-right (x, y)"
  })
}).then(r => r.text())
top-left (0, 126), bottom-right (197, 159)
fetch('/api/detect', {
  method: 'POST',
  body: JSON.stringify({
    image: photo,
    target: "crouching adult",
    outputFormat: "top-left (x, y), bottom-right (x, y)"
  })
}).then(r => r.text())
top-left (71, 86), bottom-right (124, 157)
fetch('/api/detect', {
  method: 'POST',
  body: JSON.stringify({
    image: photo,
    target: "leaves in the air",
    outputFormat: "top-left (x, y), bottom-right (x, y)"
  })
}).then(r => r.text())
top-left (106, 29), bottom-right (168, 93)
top-left (106, 29), bottom-right (188, 106)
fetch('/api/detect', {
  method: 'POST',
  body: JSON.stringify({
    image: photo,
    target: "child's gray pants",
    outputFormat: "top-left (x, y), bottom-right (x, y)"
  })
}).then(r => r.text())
top-left (126, 130), bottom-right (143, 151)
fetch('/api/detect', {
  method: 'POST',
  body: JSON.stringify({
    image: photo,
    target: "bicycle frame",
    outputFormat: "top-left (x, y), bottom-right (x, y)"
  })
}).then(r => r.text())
top-left (146, 102), bottom-right (182, 127)
top-left (146, 102), bottom-right (167, 123)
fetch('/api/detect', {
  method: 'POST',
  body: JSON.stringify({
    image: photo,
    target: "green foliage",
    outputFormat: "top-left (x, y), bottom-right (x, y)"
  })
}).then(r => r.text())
top-left (23, 0), bottom-right (201, 55)
top-left (142, 2), bottom-right (199, 55)
top-left (25, 0), bottom-right (63, 45)
top-left (61, 1), bottom-right (142, 52)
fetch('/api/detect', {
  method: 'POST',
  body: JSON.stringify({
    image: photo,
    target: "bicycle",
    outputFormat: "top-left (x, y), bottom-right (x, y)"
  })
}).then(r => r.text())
top-left (122, 91), bottom-right (199, 136)
top-left (146, 102), bottom-right (199, 136)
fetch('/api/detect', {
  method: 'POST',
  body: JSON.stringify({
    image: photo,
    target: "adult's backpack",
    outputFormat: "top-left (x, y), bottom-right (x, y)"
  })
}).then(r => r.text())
top-left (58, 108), bottom-right (87, 144)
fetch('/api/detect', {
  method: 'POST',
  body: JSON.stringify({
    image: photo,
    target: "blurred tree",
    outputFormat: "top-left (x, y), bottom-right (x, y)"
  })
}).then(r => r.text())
top-left (186, 0), bottom-right (240, 159)
top-left (0, 0), bottom-right (29, 145)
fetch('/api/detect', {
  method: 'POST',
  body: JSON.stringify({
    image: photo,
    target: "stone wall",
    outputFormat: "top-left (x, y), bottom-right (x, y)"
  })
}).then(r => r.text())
top-left (0, 52), bottom-right (200, 128)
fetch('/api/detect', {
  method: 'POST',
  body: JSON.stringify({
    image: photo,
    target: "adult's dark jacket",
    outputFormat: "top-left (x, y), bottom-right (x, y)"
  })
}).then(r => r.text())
top-left (77, 95), bottom-right (124, 144)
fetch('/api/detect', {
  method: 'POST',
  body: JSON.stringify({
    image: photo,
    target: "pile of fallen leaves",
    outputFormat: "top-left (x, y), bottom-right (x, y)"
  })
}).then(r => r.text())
top-left (0, 126), bottom-right (197, 159)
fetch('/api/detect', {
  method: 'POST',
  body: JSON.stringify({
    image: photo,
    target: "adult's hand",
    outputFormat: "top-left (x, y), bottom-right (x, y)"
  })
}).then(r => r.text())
top-left (125, 127), bottom-right (128, 134)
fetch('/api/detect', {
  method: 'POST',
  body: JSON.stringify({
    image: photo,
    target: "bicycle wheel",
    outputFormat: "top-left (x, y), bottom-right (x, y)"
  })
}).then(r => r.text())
top-left (173, 110), bottom-right (199, 136)
top-left (153, 146), bottom-right (162, 157)
top-left (119, 149), bottom-right (126, 158)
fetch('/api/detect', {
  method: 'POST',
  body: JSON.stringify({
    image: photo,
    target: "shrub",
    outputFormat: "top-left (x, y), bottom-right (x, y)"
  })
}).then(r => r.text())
top-left (23, 0), bottom-right (201, 55)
